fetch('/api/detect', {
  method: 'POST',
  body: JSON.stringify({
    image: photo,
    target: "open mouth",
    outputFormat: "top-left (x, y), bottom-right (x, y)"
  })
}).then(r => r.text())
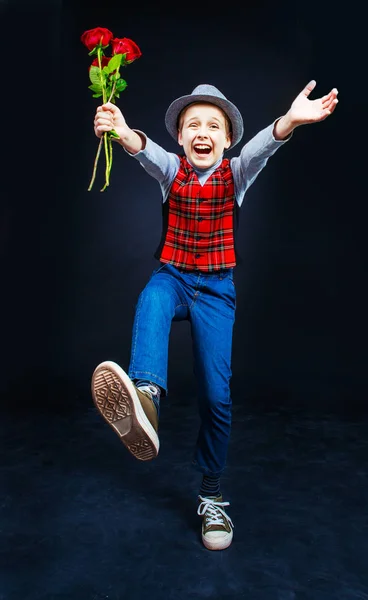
top-left (193, 144), bottom-right (211, 155)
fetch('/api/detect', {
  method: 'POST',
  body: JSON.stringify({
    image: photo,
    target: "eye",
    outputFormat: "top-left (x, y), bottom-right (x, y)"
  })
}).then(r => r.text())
top-left (210, 124), bottom-right (219, 129)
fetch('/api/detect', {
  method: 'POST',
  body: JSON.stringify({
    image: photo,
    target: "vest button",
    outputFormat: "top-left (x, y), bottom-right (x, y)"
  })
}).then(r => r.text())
top-left (195, 253), bottom-right (201, 259)
top-left (197, 217), bottom-right (203, 222)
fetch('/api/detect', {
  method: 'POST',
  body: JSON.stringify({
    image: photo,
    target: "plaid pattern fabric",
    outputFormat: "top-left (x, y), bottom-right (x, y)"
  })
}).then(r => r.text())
top-left (158, 156), bottom-right (236, 272)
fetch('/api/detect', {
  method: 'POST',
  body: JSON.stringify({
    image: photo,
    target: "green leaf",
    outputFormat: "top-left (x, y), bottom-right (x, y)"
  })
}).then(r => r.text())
top-left (106, 54), bottom-right (123, 73)
top-left (116, 78), bottom-right (127, 92)
top-left (120, 53), bottom-right (128, 66)
top-left (109, 129), bottom-right (120, 139)
top-left (88, 84), bottom-right (102, 93)
top-left (89, 66), bottom-right (108, 88)
top-left (89, 66), bottom-right (102, 85)
top-left (92, 92), bottom-right (103, 98)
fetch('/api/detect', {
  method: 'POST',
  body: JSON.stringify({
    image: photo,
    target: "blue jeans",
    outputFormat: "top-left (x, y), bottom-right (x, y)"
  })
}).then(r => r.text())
top-left (128, 263), bottom-right (236, 477)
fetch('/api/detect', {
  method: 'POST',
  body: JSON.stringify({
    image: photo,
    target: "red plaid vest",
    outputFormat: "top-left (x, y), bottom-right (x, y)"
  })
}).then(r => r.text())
top-left (155, 156), bottom-right (239, 272)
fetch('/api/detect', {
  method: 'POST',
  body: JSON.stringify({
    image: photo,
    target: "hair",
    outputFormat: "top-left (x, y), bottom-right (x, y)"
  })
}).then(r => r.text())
top-left (177, 102), bottom-right (232, 136)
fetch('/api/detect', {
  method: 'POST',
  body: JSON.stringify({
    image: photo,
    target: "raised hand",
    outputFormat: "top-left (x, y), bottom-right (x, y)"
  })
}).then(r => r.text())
top-left (289, 80), bottom-right (339, 125)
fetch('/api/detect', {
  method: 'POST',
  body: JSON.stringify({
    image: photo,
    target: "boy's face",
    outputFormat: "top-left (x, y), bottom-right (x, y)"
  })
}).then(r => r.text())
top-left (177, 103), bottom-right (232, 169)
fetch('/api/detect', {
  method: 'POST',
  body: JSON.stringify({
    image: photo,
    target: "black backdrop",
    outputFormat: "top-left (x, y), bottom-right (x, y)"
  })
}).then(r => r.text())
top-left (2, 0), bottom-right (366, 411)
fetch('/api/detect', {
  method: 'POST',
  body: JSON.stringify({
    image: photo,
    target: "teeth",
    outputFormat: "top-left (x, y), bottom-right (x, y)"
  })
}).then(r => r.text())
top-left (194, 145), bottom-right (211, 150)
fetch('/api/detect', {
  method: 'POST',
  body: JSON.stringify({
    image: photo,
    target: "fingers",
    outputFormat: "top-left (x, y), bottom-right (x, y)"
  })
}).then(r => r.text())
top-left (96, 108), bottom-right (113, 121)
top-left (95, 119), bottom-right (114, 130)
top-left (321, 88), bottom-right (339, 116)
top-left (325, 98), bottom-right (339, 116)
top-left (102, 101), bottom-right (119, 113)
top-left (95, 122), bottom-right (114, 136)
top-left (96, 105), bottom-right (114, 116)
top-left (318, 98), bottom-right (338, 122)
top-left (96, 105), bottom-right (115, 119)
top-left (321, 87), bottom-right (338, 104)
top-left (95, 103), bottom-right (121, 129)
top-left (94, 106), bottom-right (114, 136)
top-left (302, 79), bottom-right (317, 97)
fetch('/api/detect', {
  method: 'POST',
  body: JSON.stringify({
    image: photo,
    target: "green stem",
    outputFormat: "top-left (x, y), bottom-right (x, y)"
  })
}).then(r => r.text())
top-left (100, 137), bottom-right (113, 192)
top-left (107, 79), bottom-right (117, 102)
top-left (97, 46), bottom-right (110, 191)
top-left (108, 135), bottom-right (113, 178)
top-left (97, 47), bottom-right (107, 104)
top-left (88, 137), bottom-right (103, 191)
top-left (91, 51), bottom-right (121, 191)
top-left (99, 136), bottom-right (109, 191)
top-left (103, 76), bottom-right (119, 188)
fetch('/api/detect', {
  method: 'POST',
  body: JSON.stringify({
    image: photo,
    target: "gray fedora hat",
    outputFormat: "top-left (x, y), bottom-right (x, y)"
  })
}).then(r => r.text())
top-left (165, 84), bottom-right (244, 149)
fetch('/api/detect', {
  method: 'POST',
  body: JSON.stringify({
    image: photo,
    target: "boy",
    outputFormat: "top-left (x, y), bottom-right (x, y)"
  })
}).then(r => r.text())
top-left (91, 80), bottom-right (338, 550)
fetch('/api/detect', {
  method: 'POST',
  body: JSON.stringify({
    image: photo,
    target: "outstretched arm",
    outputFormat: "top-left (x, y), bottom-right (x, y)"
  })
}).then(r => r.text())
top-left (274, 80), bottom-right (339, 140)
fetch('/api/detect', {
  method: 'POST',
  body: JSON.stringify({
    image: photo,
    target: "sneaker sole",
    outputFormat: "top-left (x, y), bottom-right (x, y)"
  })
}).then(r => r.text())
top-left (91, 360), bottom-right (159, 461)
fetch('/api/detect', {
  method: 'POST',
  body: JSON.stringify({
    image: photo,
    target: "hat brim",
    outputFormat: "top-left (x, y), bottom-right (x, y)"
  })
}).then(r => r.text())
top-left (165, 93), bottom-right (244, 150)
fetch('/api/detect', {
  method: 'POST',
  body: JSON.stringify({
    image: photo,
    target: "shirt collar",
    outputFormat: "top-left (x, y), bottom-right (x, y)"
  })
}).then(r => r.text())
top-left (186, 155), bottom-right (223, 176)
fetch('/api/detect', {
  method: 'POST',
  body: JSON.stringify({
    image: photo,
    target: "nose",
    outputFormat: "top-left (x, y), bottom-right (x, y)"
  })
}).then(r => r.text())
top-left (197, 127), bottom-right (208, 139)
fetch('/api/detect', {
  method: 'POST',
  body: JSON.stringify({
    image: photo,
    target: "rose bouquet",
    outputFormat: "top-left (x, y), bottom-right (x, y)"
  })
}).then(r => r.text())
top-left (81, 27), bottom-right (142, 192)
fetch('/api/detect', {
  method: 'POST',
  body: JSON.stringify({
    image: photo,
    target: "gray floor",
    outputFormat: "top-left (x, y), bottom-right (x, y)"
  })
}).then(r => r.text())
top-left (2, 383), bottom-right (367, 600)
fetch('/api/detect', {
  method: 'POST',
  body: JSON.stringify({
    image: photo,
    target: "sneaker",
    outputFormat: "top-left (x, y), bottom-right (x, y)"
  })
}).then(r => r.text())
top-left (197, 495), bottom-right (234, 550)
top-left (91, 360), bottom-right (159, 461)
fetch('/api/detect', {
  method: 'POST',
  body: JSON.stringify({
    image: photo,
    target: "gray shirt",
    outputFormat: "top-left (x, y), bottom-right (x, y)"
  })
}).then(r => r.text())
top-left (129, 119), bottom-right (291, 207)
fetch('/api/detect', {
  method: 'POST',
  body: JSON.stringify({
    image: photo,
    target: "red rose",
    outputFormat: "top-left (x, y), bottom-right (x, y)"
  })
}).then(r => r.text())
top-left (81, 27), bottom-right (113, 51)
top-left (89, 56), bottom-right (110, 71)
top-left (111, 37), bottom-right (142, 63)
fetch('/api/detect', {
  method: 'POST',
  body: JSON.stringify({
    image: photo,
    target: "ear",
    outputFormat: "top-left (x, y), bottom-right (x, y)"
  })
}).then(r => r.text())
top-left (178, 131), bottom-right (183, 146)
top-left (224, 134), bottom-right (232, 150)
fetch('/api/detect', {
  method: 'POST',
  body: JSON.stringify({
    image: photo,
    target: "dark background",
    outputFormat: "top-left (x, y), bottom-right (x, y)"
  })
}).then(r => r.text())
top-left (1, 1), bottom-right (367, 599)
top-left (3, 0), bottom-right (366, 406)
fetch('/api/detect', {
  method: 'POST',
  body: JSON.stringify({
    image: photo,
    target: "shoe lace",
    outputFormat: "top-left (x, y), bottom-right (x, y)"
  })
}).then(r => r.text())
top-left (197, 496), bottom-right (234, 528)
